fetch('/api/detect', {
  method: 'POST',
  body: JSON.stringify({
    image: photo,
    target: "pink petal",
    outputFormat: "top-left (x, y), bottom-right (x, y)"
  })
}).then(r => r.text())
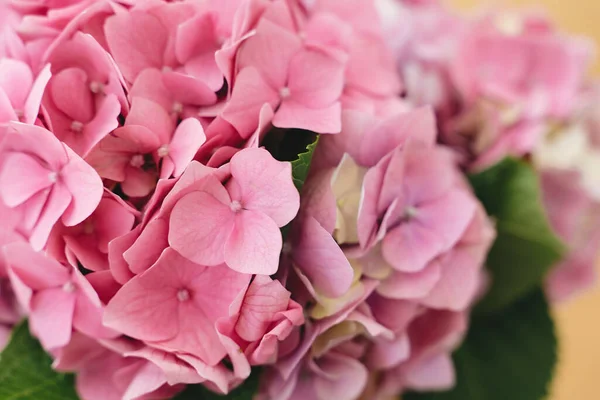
top-left (287, 50), bottom-right (344, 107)
top-left (0, 58), bottom-right (33, 108)
top-left (229, 148), bottom-right (299, 226)
top-left (3, 242), bottom-right (70, 290)
top-left (235, 275), bottom-right (291, 342)
top-left (292, 216), bottom-right (354, 298)
top-left (104, 11), bottom-right (168, 83)
top-left (49, 68), bottom-right (95, 123)
top-left (126, 97), bottom-right (174, 144)
top-left (168, 191), bottom-right (235, 266)
top-left (376, 261), bottom-right (442, 300)
top-left (382, 220), bottom-right (444, 273)
top-left (221, 67), bottom-right (279, 137)
top-left (24, 64), bottom-right (52, 124)
top-left (161, 117), bottom-right (206, 179)
top-left (77, 94), bottom-right (121, 157)
top-left (404, 354), bottom-right (455, 391)
top-left (103, 266), bottom-right (181, 342)
top-left (0, 152), bottom-right (54, 207)
top-left (274, 100), bottom-right (342, 134)
top-left (236, 19), bottom-right (301, 88)
top-left (225, 209), bottom-right (282, 275)
top-left (365, 334), bottom-right (410, 370)
top-left (73, 290), bottom-right (117, 340)
top-left (30, 288), bottom-right (76, 350)
top-left (124, 218), bottom-right (169, 275)
top-left (314, 353), bottom-right (369, 400)
top-left (30, 184), bottom-right (72, 251)
top-left (60, 145), bottom-right (103, 226)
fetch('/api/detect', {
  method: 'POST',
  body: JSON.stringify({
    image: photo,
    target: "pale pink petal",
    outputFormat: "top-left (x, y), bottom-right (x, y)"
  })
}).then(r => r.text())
top-left (3, 242), bottom-right (70, 289)
top-left (382, 221), bottom-right (445, 273)
top-left (314, 353), bottom-right (369, 400)
top-left (225, 209), bottom-right (282, 275)
top-left (30, 288), bottom-right (76, 350)
top-left (229, 148), bottom-right (299, 226)
top-left (287, 50), bottom-right (345, 107)
top-left (161, 117), bottom-right (206, 179)
top-left (235, 275), bottom-right (291, 342)
top-left (30, 184), bottom-right (72, 251)
top-left (221, 67), bottom-right (279, 137)
top-left (104, 11), bottom-right (168, 83)
top-left (404, 354), bottom-right (455, 391)
top-left (60, 145), bottom-right (103, 226)
top-left (24, 64), bottom-right (52, 124)
top-left (0, 58), bottom-right (32, 108)
top-left (49, 68), bottom-right (95, 123)
top-left (124, 218), bottom-right (169, 275)
top-left (377, 261), bottom-right (442, 300)
top-left (168, 191), bottom-right (235, 266)
top-left (126, 97), bottom-right (174, 144)
top-left (0, 153), bottom-right (54, 207)
top-left (292, 216), bottom-right (354, 298)
top-left (366, 334), bottom-right (410, 370)
top-left (274, 100), bottom-right (342, 134)
top-left (103, 266), bottom-right (181, 342)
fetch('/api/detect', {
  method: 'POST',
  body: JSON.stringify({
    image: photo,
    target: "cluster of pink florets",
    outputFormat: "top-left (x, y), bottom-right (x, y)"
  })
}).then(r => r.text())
top-left (0, 0), bottom-right (598, 399)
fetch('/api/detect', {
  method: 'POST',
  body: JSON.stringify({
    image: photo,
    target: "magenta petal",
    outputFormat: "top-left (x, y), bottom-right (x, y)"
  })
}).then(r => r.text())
top-left (169, 191), bottom-right (235, 266)
top-left (225, 209), bottom-right (282, 275)
top-left (30, 288), bottom-right (76, 350)
top-left (229, 148), bottom-right (299, 226)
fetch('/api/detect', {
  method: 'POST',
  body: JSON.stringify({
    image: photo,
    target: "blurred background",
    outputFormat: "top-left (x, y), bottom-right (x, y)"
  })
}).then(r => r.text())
top-left (449, 1), bottom-right (600, 399)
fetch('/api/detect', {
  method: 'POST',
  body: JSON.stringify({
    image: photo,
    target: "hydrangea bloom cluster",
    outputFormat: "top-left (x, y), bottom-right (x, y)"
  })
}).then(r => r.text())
top-left (0, 0), bottom-right (597, 399)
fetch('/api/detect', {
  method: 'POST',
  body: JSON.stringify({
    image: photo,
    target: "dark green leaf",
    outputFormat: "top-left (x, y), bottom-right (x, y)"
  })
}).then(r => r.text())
top-left (291, 136), bottom-right (319, 191)
top-left (469, 158), bottom-right (566, 313)
top-left (175, 369), bottom-right (261, 400)
top-left (405, 288), bottom-right (557, 400)
top-left (0, 321), bottom-right (79, 400)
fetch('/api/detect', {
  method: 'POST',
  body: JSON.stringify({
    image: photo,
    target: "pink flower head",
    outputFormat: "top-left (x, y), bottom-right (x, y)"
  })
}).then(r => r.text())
top-left (541, 169), bottom-right (600, 302)
top-left (0, 122), bottom-right (103, 250)
top-left (87, 99), bottom-right (206, 198)
top-left (47, 191), bottom-right (139, 273)
top-left (4, 242), bottom-right (117, 350)
top-left (53, 334), bottom-right (187, 400)
top-left (104, 1), bottom-right (224, 91)
top-left (168, 147), bottom-right (300, 275)
top-left (0, 59), bottom-right (51, 128)
top-left (104, 247), bottom-right (251, 370)
top-left (43, 32), bottom-right (125, 157)
top-left (445, 10), bottom-right (593, 169)
top-left (222, 4), bottom-right (348, 137)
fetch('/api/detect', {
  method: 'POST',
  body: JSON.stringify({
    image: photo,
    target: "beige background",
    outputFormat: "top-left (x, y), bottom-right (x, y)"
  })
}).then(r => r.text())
top-left (449, 1), bottom-right (600, 399)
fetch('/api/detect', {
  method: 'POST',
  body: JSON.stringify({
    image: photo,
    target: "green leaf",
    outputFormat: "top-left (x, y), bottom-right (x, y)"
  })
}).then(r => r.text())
top-left (405, 288), bottom-right (557, 400)
top-left (174, 369), bottom-right (261, 400)
top-left (468, 158), bottom-right (566, 313)
top-left (291, 136), bottom-right (319, 191)
top-left (0, 321), bottom-right (78, 400)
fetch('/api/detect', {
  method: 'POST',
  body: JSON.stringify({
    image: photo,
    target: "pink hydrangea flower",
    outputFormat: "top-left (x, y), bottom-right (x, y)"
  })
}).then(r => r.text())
top-left (4, 242), bottom-right (117, 350)
top-left (0, 122), bottom-right (103, 250)
top-left (43, 32), bottom-right (125, 157)
top-left (47, 191), bottom-right (139, 273)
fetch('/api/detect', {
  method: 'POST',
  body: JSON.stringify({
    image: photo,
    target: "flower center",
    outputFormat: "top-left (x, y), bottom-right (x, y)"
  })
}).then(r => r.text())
top-left (48, 172), bottom-right (58, 183)
top-left (71, 121), bottom-right (84, 133)
top-left (403, 206), bottom-right (418, 221)
top-left (89, 81), bottom-right (104, 94)
top-left (177, 288), bottom-right (190, 302)
top-left (157, 145), bottom-right (169, 158)
top-left (172, 102), bottom-right (183, 114)
top-left (62, 282), bottom-right (76, 293)
top-left (230, 200), bottom-right (243, 212)
top-left (130, 154), bottom-right (145, 168)
top-left (279, 87), bottom-right (291, 99)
